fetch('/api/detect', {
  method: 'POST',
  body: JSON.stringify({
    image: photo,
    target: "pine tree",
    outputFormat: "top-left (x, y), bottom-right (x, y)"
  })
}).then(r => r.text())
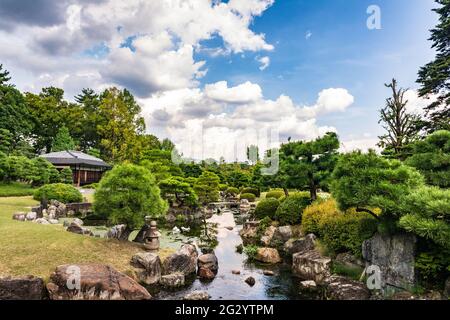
top-left (417, 0), bottom-right (450, 132)
top-left (52, 126), bottom-right (76, 152)
top-left (0, 64), bottom-right (11, 85)
top-left (378, 79), bottom-right (421, 160)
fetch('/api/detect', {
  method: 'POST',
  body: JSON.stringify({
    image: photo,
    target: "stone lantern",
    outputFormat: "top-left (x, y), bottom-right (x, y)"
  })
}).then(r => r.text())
top-left (143, 216), bottom-right (160, 251)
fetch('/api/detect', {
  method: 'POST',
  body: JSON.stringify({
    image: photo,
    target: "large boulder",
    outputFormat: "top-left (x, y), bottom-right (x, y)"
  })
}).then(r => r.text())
top-left (283, 234), bottom-right (317, 255)
top-left (106, 224), bottom-right (127, 239)
top-left (162, 244), bottom-right (198, 275)
top-left (240, 221), bottom-right (259, 245)
top-left (272, 226), bottom-right (292, 244)
top-left (26, 212), bottom-right (37, 221)
top-left (0, 276), bottom-right (46, 300)
top-left (160, 273), bottom-right (185, 288)
top-left (260, 226), bottom-right (277, 246)
top-left (255, 247), bottom-right (282, 264)
top-left (198, 253), bottom-right (218, 272)
top-left (66, 222), bottom-right (93, 236)
top-left (131, 252), bottom-right (161, 285)
top-left (325, 276), bottom-right (370, 300)
top-left (362, 232), bottom-right (416, 290)
top-left (292, 250), bottom-right (331, 283)
top-left (46, 264), bottom-right (151, 300)
top-left (183, 290), bottom-right (210, 300)
top-left (335, 252), bottom-right (364, 269)
top-left (12, 213), bottom-right (26, 221)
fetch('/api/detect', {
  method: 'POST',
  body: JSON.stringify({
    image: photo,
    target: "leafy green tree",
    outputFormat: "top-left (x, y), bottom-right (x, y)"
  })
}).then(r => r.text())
top-left (0, 129), bottom-right (13, 154)
top-left (6, 156), bottom-right (33, 182)
top-left (280, 132), bottom-right (340, 200)
top-left (0, 64), bottom-right (11, 85)
top-left (0, 74), bottom-right (32, 144)
top-left (194, 171), bottom-right (220, 204)
top-left (30, 157), bottom-right (60, 186)
top-left (60, 167), bottom-right (73, 184)
top-left (405, 130), bottom-right (450, 188)
top-left (378, 79), bottom-right (421, 160)
top-left (97, 88), bottom-right (145, 163)
top-left (0, 151), bottom-right (9, 181)
top-left (140, 160), bottom-right (172, 183)
top-left (74, 88), bottom-right (102, 151)
top-left (161, 138), bottom-right (176, 151)
top-left (331, 150), bottom-right (424, 222)
top-left (417, 0), bottom-right (450, 132)
top-left (159, 177), bottom-right (198, 208)
top-left (180, 162), bottom-right (203, 178)
top-left (87, 148), bottom-right (101, 158)
top-left (93, 164), bottom-right (168, 240)
top-left (399, 186), bottom-right (450, 248)
top-left (140, 149), bottom-right (183, 176)
top-left (26, 87), bottom-right (82, 153)
top-left (52, 126), bottom-right (76, 151)
top-left (225, 169), bottom-right (251, 188)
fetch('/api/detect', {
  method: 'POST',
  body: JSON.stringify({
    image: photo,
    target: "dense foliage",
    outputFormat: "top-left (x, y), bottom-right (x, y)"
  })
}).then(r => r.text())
top-left (254, 198), bottom-right (280, 220)
top-left (241, 187), bottom-right (260, 197)
top-left (302, 199), bottom-right (378, 256)
top-left (405, 130), bottom-right (450, 188)
top-left (93, 164), bottom-right (168, 237)
top-left (33, 183), bottom-right (82, 203)
top-left (331, 150), bottom-right (424, 221)
top-left (274, 192), bottom-right (310, 225)
top-left (193, 171), bottom-right (220, 204)
top-left (240, 193), bottom-right (256, 202)
top-left (158, 177), bottom-right (198, 208)
top-left (265, 190), bottom-right (285, 199)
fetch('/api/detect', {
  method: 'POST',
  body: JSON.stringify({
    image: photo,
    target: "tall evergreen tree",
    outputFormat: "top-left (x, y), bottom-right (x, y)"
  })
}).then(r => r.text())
top-left (378, 79), bottom-right (421, 160)
top-left (75, 88), bottom-right (101, 150)
top-left (52, 126), bottom-right (76, 152)
top-left (0, 64), bottom-right (11, 85)
top-left (417, 0), bottom-right (450, 132)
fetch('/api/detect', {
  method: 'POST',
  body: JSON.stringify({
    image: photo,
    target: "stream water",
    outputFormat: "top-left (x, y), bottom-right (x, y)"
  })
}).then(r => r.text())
top-left (152, 209), bottom-right (320, 300)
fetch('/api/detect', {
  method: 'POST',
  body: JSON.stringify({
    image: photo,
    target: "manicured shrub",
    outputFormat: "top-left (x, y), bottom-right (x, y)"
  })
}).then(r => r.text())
top-left (33, 183), bottom-right (82, 203)
top-left (241, 187), bottom-right (260, 197)
top-left (265, 190), bottom-right (284, 199)
top-left (159, 177), bottom-right (198, 208)
top-left (94, 164), bottom-right (168, 238)
top-left (302, 199), bottom-right (378, 257)
top-left (274, 192), bottom-right (311, 225)
top-left (240, 193), bottom-right (256, 202)
top-left (30, 157), bottom-right (60, 186)
top-left (60, 167), bottom-right (73, 184)
top-left (219, 184), bottom-right (228, 191)
top-left (226, 187), bottom-right (239, 196)
top-left (254, 198), bottom-right (280, 219)
top-left (82, 183), bottom-right (98, 189)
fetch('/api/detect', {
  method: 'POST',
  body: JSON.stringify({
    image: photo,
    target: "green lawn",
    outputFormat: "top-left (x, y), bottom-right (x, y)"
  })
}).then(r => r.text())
top-left (0, 182), bottom-right (37, 197)
top-left (0, 196), bottom-right (173, 280)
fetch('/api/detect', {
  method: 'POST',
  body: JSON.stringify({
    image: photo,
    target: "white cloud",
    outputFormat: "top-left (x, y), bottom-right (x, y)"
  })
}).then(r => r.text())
top-left (305, 30), bottom-right (312, 40)
top-left (204, 81), bottom-right (262, 103)
top-left (140, 81), bottom-right (355, 161)
top-left (0, 0), bottom-right (275, 98)
top-left (257, 56), bottom-right (270, 70)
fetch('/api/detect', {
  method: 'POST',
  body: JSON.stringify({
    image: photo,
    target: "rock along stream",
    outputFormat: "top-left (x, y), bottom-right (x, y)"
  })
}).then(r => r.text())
top-left (152, 209), bottom-right (318, 300)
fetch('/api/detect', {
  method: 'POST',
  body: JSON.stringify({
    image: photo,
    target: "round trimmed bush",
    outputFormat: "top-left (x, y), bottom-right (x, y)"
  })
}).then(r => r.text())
top-left (274, 193), bottom-right (311, 225)
top-left (33, 183), bottom-right (83, 203)
top-left (265, 190), bottom-right (284, 199)
top-left (219, 184), bottom-right (229, 191)
top-left (240, 193), bottom-right (256, 202)
top-left (226, 187), bottom-right (239, 196)
top-left (241, 187), bottom-right (260, 197)
top-left (254, 198), bottom-right (280, 219)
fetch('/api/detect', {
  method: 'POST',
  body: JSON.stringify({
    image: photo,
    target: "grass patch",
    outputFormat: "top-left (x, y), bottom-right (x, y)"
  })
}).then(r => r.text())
top-left (0, 196), bottom-right (173, 280)
top-left (0, 182), bottom-right (36, 197)
top-left (332, 262), bottom-right (365, 281)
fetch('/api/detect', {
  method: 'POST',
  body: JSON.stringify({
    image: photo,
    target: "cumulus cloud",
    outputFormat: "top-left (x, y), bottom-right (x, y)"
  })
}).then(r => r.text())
top-left (0, 0), bottom-right (275, 97)
top-left (140, 81), bottom-right (354, 161)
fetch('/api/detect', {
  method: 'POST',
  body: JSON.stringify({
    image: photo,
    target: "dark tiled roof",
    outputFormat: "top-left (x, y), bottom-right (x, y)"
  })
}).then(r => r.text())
top-left (40, 151), bottom-right (111, 168)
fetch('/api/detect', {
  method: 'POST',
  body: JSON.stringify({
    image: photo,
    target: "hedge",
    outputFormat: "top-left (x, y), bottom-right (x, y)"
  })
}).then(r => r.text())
top-left (240, 193), bottom-right (256, 202)
top-left (254, 198), bottom-right (280, 219)
top-left (274, 192), bottom-right (311, 225)
top-left (265, 190), bottom-right (285, 199)
top-left (33, 183), bottom-right (83, 204)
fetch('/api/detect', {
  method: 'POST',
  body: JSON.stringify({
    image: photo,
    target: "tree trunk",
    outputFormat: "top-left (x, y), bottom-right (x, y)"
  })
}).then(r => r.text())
top-left (283, 187), bottom-right (289, 197)
top-left (310, 186), bottom-right (317, 201)
top-left (133, 224), bottom-right (150, 243)
top-left (119, 227), bottom-right (133, 241)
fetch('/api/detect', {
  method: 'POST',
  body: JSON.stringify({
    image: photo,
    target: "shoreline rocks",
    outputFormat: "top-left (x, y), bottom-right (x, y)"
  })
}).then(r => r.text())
top-left (283, 234), bottom-right (317, 256)
top-left (46, 264), bottom-right (151, 300)
top-left (0, 276), bottom-right (46, 300)
top-left (255, 247), bottom-right (281, 264)
top-left (325, 276), bottom-right (370, 300)
top-left (292, 250), bottom-right (331, 283)
top-left (162, 244), bottom-right (198, 276)
top-left (160, 273), bottom-right (185, 288)
top-left (131, 252), bottom-right (161, 285)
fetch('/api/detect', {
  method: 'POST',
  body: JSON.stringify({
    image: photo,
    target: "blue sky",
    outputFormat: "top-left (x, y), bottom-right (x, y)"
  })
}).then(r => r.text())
top-left (0, 0), bottom-right (439, 159)
top-left (196, 0), bottom-right (438, 143)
